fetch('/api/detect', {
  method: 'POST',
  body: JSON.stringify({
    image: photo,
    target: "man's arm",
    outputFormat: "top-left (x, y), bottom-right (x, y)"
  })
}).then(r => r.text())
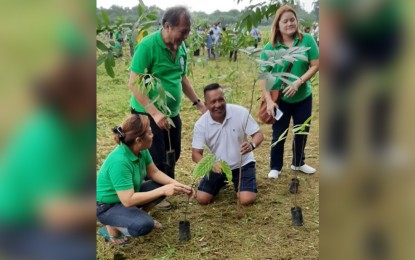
top-left (250, 131), bottom-right (264, 149)
top-left (182, 75), bottom-right (207, 114)
top-left (128, 71), bottom-right (170, 130)
top-left (191, 148), bottom-right (204, 163)
top-left (240, 131), bottom-right (264, 155)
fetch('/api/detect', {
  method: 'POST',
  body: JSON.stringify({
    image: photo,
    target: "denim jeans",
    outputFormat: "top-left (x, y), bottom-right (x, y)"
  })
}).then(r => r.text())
top-left (96, 181), bottom-right (164, 237)
top-left (270, 95), bottom-right (312, 171)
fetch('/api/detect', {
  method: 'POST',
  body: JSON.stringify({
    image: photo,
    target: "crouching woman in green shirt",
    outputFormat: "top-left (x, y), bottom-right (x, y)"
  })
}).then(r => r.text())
top-left (96, 114), bottom-right (194, 245)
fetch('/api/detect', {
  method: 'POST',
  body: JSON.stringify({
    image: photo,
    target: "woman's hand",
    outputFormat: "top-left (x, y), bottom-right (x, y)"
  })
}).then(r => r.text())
top-left (266, 99), bottom-right (278, 118)
top-left (282, 79), bottom-right (301, 98)
top-left (162, 183), bottom-right (194, 197)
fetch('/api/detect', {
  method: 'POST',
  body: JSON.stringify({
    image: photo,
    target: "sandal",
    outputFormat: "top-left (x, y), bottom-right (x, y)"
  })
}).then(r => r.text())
top-left (154, 199), bottom-right (172, 210)
top-left (97, 227), bottom-right (129, 245)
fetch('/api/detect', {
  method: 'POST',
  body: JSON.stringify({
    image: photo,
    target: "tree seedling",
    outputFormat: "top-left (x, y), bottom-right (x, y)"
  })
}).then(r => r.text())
top-left (179, 152), bottom-right (231, 241)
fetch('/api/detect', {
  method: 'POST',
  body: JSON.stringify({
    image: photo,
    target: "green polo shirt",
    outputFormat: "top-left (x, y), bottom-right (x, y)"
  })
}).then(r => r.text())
top-left (130, 29), bottom-right (187, 117)
top-left (96, 144), bottom-right (153, 204)
top-left (0, 109), bottom-right (95, 225)
top-left (260, 33), bottom-right (319, 103)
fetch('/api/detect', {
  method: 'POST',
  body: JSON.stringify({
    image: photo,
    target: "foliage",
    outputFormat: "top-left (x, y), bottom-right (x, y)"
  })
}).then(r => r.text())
top-left (271, 115), bottom-right (312, 147)
top-left (96, 0), bottom-right (157, 78)
top-left (217, 28), bottom-right (255, 59)
top-left (240, 45), bottom-right (310, 92)
top-left (236, 2), bottom-right (281, 31)
top-left (192, 153), bottom-right (216, 179)
top-left (97, 2), bottom-right (317, 32)
top-left (134, 70), bottom-right (176, 127)
top-left (192, 152), bottom-right (232, 182)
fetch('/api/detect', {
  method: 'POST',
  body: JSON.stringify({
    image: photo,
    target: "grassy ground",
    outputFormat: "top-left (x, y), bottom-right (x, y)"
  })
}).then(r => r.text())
top-left (96, 46), bottom-right (319, 260)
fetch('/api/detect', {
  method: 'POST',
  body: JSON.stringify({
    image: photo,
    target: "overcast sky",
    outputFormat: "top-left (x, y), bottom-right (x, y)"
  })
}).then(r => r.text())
top-left (96, 0), bottom-right (316, 14)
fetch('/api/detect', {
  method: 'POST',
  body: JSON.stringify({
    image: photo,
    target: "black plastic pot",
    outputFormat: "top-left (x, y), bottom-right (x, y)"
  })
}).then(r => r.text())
top-left (289, 178), bottom-right (300, 194)
top-left (291, 206), bottom-right (304, 226)
top-left (166, 150), bottom-right (176, 179)
top-left (179, 221), bottom-right (191, 241)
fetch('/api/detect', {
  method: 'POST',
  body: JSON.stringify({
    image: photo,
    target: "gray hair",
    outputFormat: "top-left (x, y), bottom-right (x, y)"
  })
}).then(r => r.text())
top-left (162, 6), bottom-right (191, 27)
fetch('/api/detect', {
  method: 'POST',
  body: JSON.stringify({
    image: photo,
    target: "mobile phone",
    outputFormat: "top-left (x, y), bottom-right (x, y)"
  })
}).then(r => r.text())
top-left (274, 108), bottom-right (283, 121)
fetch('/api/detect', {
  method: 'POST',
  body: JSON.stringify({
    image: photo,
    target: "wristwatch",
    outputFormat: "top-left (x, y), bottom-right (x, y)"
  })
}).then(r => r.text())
top-left (192, 99), bottom-right (201, 106)
top-left (249, 142), bottom-right (256, 151)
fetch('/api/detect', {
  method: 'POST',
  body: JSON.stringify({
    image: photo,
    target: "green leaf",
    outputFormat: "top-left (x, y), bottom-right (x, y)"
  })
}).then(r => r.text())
top-left (271, 128), bottom-right (289, 147)
top-left (192, 153), bottom-right (216, 179)
top-left (165, 91), bottom-right (176, 101)
top-left (104, 56), bottom-right (115, 78)
top-left (167, 117), bottom-right (176, 128)
top-left (137, 2), bottom-right (144, 17)
top-left (96, 54), bottom-right (107, 67)
top-left (246, 16), bottom-right (252, 31)
top-left (101, 10), bottom-right (110, 25)
top-left (220, 161), bottom-right (232, 182)
top-left (96, 40), bottom-right (108, 52)
top-left (292, 116), bottom-right (312, 133)
top-left (147, 95), bottom-right (160, 106)
top-left (258, 72), bottom-right (276, 91)
top-left (108, 51), bottom-right (115, 67)
top-left (291, 54), bottom-right (309, 62)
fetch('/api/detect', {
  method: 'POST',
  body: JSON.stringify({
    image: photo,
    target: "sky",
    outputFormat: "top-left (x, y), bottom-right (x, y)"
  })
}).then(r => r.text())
top-left (96, 0), bottom-right (316, 14)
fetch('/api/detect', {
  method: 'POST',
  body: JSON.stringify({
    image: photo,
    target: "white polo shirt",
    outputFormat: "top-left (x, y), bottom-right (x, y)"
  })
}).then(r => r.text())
top-left (192, 104), bottom-right (260, 170)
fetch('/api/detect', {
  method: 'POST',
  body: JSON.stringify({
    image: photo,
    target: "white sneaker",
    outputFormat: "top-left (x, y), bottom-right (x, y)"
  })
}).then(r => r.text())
top-left (268, 170), bottom-right (280, 179)
top-left (291, 164), bottom-right (316, 175)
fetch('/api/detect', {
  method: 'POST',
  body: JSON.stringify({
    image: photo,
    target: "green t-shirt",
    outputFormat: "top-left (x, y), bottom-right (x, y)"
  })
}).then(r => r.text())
top-left (115, 30), bottom-right (123, 41)
top-left (96, 144), bottom-right (153, 204)
top-left (0, 110), bottom-right (95, 225)
top-left (113, 41), bottom-right (123, 57)
top-left (260, 33), bottom-right (319, 103)
top-left (129, 29), bottom-right (188, 117)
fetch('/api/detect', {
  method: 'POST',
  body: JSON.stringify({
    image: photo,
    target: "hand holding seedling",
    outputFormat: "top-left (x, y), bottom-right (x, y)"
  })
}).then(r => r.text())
top-left (153, 111), bottom-right (171, 131)
top-left (162, 183), bottom-right (193, 196)
top-left (240, 141), bottom-right (253, 155)
top-left (212, 162), bottom-right (222, 174)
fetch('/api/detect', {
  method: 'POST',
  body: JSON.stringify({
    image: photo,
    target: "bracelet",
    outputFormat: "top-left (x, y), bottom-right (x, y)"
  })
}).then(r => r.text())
top-left (299, 77), bottom-right (304, 84)
top-left (249, 142), bottom-right (256, 151)
top-left (192, 99), bottom-right (200, 106)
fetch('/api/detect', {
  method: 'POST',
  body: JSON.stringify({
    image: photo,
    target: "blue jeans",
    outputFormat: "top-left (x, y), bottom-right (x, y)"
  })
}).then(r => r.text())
top-left (96, 181), bottom-right (164, 237)
top-left (270, 95), bottom-right (312, 171)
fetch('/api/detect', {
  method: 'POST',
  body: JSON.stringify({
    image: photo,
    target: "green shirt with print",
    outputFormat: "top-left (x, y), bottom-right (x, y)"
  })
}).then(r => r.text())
top-left (96, 144), bottom-right (153, 204)
top-left (113, 41), bottom-right (123, 57)
top-left (260, 33), bottom-right (319, 103)
top-left (129, 29), bottom-right (187, 117)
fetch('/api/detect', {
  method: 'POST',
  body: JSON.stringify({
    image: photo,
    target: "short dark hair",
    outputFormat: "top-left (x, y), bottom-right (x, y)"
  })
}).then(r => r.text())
top-left (203, 83), bottom-right (221, 96)
top-left (162, 6), bottom-right (191, 27)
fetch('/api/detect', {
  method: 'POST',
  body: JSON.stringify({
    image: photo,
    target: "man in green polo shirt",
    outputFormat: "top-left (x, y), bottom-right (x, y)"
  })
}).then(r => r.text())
top-left (128, 6), bottom-right (206, 182)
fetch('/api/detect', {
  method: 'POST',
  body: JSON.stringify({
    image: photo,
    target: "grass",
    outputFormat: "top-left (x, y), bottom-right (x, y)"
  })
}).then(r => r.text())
top-left (97, 46), bottom-right (319, 259)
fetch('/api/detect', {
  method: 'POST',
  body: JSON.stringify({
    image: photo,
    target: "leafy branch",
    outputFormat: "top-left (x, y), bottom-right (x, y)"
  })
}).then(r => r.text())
top-left (271, 115), bottom-right (312, 147)
top-left (133, 70), bottom-right (177, 128)
top-left (96, 0), bottom-right (158, 78)
top-left (184, 152), bottom-right (231, 221)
